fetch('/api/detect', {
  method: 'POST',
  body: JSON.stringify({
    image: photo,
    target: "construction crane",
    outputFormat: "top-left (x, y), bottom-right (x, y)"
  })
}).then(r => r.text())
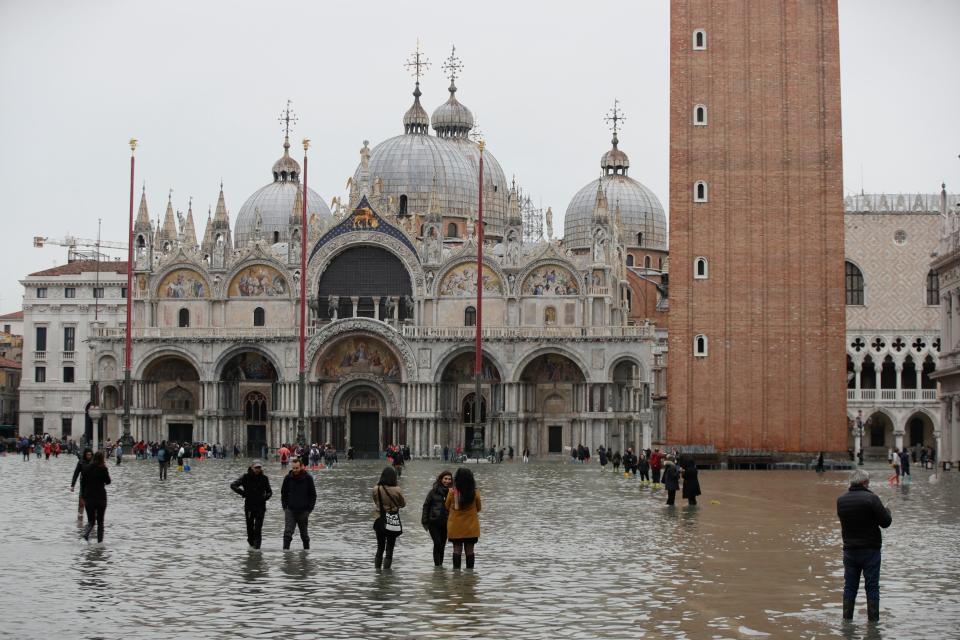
top-left (34, 234), bottom-right (127, 263)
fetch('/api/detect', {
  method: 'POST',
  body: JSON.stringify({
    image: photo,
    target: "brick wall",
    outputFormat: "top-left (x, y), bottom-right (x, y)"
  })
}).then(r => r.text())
top-left (668, 0), bottom-right (847, 452)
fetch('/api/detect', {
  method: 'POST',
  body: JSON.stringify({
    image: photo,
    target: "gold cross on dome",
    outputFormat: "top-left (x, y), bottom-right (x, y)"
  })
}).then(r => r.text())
top-left (279, 99), bottom-right (298, 138)
top-left (604, 99), bottom-right (626, 135)
top-left (405, 39), bottom-right (431, 81)
top-left (442, 44), bottom-right (463, 84)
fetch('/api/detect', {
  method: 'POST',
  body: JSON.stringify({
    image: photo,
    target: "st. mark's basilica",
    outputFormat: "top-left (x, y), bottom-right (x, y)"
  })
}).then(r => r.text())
top-left (88, 48), bottom-right (669, 457)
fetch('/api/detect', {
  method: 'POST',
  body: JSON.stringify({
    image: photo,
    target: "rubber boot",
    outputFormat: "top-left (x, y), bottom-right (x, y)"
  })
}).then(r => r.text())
top-left (375, 549), bottom-right (383, 569)
top-left (842, 600), bottom-right (854, 620)
top-left (283, 536), bottom-right (292, 550)
top-left (433, 549), bottom-right (443, 566)
top-left (466, 554), bottom-right (475, 569)
top-left (867, 600), bottom-right (879, 622)
top-left (452, 554), bottom-right (462, 569)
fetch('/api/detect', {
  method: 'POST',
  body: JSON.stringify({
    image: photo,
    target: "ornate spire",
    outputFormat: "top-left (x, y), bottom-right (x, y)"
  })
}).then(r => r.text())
top-left (272, 101), bottom-right (301, 182)
top-left (593, 179), bottom-right (609, 225)
top-left (134, 185), bottom-right (151, 232)
top-left (403, 42), bottom-right (431, 134)
top-left (181, 197), bottom-right (198, 249)
top-left (432, 45), bottom-right (473, 139)
top-left (158, 190), bottom-right (178, 244)
top-left (601, 99), bottom-right (630, 175)
top-left (201, 205), bottom-right (214, 253)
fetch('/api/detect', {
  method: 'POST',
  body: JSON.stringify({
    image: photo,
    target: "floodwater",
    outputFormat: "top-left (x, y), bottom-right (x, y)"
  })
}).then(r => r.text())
top-left (1, 454), bottom-right (958, 640)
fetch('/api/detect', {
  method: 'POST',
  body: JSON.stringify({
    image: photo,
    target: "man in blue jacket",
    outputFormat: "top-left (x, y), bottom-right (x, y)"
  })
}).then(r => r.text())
top-left (837, 469), bottom-right (892, 622)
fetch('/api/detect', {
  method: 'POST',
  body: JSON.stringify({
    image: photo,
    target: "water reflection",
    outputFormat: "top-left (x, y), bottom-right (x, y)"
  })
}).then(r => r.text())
top-left (0, 457), bottom-right (957, 638)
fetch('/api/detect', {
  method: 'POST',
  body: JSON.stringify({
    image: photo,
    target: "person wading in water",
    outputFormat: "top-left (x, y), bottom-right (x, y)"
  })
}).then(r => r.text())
top-left (231, 460), bottom-right (273, 549)
top-left (446, 467), bottom-right (482, 570)
top-left (422, 470), bottom-right (452, 566)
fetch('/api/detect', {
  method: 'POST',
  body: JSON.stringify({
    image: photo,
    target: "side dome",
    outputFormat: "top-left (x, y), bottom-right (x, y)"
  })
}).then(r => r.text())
top-left (563, 177), bottom-right (666, 251)
top-left (235, 138), bottom-right (333, 246)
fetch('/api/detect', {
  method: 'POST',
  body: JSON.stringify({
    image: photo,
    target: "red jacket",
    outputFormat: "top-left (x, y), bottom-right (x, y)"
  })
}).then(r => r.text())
top-left (650, 451), bottom-right (662, 470)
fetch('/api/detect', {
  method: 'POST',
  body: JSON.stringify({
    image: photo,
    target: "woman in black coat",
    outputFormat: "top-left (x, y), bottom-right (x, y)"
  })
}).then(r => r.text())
top-left (81, 452), bottom-right (111, 543)
top-left (422, 470), bottom-right (453, 566)
top-left (662, 456), bottom-right (681, 505)
top-left (680, 455), bottom-right (701, 505)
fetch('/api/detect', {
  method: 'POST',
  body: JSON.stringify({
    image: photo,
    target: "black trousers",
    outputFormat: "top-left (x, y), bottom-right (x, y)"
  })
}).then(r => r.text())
top-left (428, 523), bottom-right (447, 565)
top-left (283, 509), bottom-right (310, 549)
top-left (159, 460), bottom-right (169, 480)
top-left (83, 503), bottom-right (106, 542)
top-left (666, 489), bottom-right (676, 505)
top-left (652, 468), bottom-right (662, 484)
top-left (639, 469), bottom-right (650, 481)
top-left (245, 509), bottom-right (265, 549)
top-left (376, 530), bottom-right (397, 566)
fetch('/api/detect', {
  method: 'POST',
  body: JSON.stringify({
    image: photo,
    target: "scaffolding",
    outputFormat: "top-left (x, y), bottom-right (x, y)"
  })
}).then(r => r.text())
top-left (519, 187), bottom-right (545, 244)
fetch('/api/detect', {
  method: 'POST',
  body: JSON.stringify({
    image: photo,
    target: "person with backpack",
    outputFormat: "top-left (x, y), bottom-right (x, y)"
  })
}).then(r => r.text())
top-left (157, 441), bottom-right (170, 481)
top-left (373, 466), bottom-right (405, 570)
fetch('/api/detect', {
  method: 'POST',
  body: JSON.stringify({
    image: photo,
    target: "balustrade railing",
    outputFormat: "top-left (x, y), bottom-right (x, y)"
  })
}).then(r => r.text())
top-left (847, 388), bottom-right (938, 403)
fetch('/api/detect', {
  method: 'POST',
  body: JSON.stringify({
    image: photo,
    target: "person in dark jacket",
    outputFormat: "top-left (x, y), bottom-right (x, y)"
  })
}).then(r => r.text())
top-left (837, 469), bottom-right (892, 622)
top-left (815, 451), bottom-right (825, 473)
top-left (231, 460), bottom-right (273, 549)
top-left (662, 456), bottom-right (680, 505)
top-left (680, 455), bottom-right (701, 505)
top-left (157, 440), bottom-right (170, 481)
top-left (899, 448), bottom-right (911, 479)
top-left (421, 470), bottom-right (452, 566)
top-left (280, 458), bottom-right (316, 550)
top-left (622, 449), bottom-right (638, 477)
top-left (637, 453), bottom-right (650, 485)
top-left (70, 448), bottom-right (93, 522)
top-left (80, 452), bottom-right (111, 543)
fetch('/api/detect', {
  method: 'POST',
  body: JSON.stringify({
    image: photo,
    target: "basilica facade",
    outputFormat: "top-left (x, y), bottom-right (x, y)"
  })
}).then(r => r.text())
top-left (87, 63), bottom-right (667, 458)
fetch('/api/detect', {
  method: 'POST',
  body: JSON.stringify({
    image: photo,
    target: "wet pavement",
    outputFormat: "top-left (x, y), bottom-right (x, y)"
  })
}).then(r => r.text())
top-left (1, 453), bottom-right (957, 639)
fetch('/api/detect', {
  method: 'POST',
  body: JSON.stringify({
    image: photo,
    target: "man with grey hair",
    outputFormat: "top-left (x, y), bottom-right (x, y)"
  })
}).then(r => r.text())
top-left (836, 469), bottom-right (892, 623)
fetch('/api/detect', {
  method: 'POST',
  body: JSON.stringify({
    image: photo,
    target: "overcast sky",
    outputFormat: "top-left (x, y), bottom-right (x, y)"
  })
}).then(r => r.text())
top-left (1, 0), bottom-right (958, 314)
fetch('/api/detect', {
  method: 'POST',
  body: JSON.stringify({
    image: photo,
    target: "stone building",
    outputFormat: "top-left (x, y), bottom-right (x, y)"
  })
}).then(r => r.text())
top-left (18, 261), bottom-right (128, 439)
top-left (844, 193), bottom-right (949, 457)
top-left (85, 56), bottom-right (665, 457)
top-left (667, 0), bottom-right (847, 453)
top-left (929, 186), bottom-right (960, 466)
top-left (0, 357), bottom-right (20, 427)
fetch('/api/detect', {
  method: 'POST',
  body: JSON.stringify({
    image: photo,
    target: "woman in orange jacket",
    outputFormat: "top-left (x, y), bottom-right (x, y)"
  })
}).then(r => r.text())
top-left (445, 467), bottom-right (481, 569)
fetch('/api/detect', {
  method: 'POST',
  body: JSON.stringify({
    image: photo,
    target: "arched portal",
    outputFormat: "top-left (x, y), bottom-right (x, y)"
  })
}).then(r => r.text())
top-left (317, 246), bottom-right (413, 321)
top-left (142, 355), bottom-right (200, 443)
top-left (219, 351), bottom-right (278, 453)
top-left (519, 353), bottom-right (587, 457)
top-left (865, 411), bottom-right (894, 453)
top-left (906, 411), bottom-right (935, 448)
top-left (440, 352), bottom-right (501, 451)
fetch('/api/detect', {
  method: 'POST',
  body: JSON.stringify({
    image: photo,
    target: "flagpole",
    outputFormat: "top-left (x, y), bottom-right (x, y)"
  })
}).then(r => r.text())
top-left (122, 138), bottom-right (137, 448)
top-left (297, 138), bottom-right (310, 447)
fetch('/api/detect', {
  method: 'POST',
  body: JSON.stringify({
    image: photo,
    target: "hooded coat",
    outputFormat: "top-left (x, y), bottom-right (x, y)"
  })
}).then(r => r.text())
top-left (662, 460), bottom-right (680, 491)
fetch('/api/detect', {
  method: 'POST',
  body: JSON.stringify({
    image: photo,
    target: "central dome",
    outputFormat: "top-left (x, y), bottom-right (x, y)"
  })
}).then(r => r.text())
top-left (353, 78), bottom-right (509, 237)
top-left (235, 138), bottom-right (333, 246)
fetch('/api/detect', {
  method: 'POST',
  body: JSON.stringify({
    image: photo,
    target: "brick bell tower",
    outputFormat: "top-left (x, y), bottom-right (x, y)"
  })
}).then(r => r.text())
top-left (667, 0), bottom-right (847, 453)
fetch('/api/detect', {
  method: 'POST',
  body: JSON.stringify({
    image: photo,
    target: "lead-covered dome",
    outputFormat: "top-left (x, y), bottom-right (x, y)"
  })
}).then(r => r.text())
top-left (235, 138), bottom-right (333, 246)
top-left (353, 77), bottom-right (509, 238)
top-left (563, 134), bottom-right (666, 250)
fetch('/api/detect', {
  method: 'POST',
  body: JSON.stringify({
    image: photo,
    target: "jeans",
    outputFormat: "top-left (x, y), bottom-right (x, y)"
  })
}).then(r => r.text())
top-left (843, 548), bottom-right (881, 601)
top-left (83, 503), bottom-right (106, 542)
top-left (283, 509), bottom-right (310, 549)
top-left (245, 509), bottom-right (265, 549)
